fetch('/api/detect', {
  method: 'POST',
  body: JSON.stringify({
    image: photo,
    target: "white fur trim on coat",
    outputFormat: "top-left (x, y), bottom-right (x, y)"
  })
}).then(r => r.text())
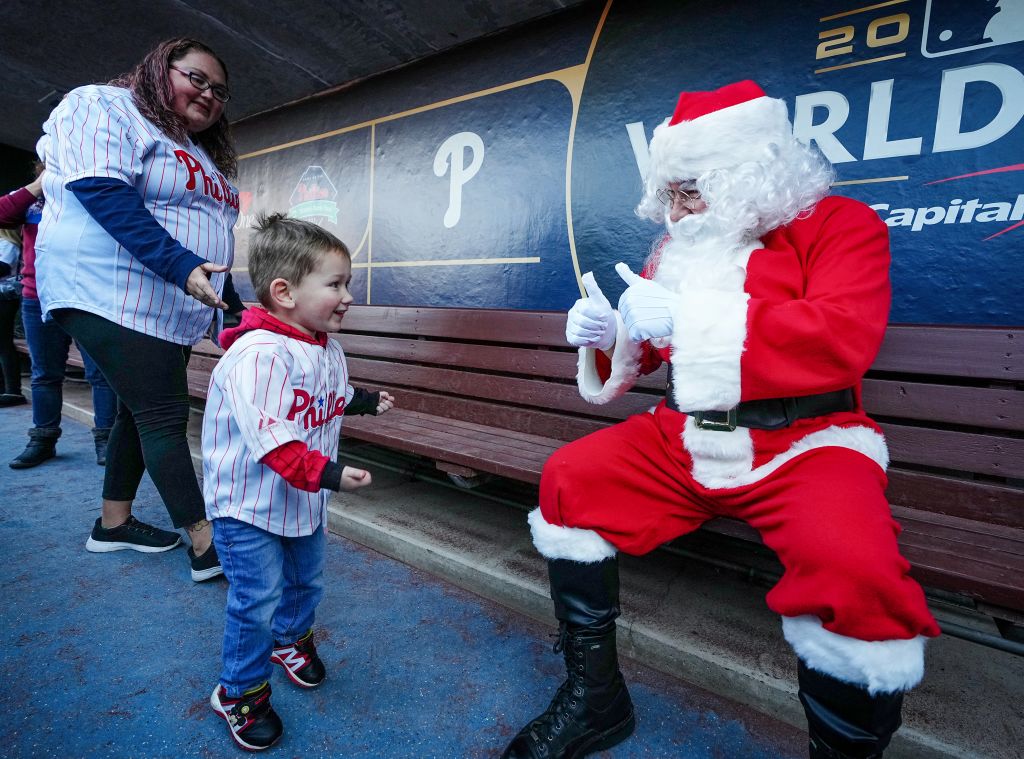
top-left (528, 507), bottom-right (617, 563)
top-left (687, 423), bottom-right (889, 490)
top-left (577, 312), bottom-right (643, 404)
top-left (670, 288), bottom-right (750, 412)
top-left (647, 95), bottom-right (791, 190)
top-left (783, 615), bottom-right (926, 695)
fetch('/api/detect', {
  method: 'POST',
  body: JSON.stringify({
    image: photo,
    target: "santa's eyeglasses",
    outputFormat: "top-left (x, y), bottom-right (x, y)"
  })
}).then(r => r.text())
top-left (656, 186), bottom-right (701, 206)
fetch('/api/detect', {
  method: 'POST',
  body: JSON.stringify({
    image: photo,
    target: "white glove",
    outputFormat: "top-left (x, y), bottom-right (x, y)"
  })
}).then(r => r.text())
top-left (565, 272), bottom-right (616, 351)
top-left (616, 262), bottom-right (676, 343)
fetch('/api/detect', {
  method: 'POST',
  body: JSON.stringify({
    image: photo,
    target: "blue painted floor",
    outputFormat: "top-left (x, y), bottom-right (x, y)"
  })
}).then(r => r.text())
top-left (0, 404), bottom-right (803, 758)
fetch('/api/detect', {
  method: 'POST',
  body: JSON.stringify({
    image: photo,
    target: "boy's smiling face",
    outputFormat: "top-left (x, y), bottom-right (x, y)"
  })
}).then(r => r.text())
top-left (279, 249), bottom-right (353, 336)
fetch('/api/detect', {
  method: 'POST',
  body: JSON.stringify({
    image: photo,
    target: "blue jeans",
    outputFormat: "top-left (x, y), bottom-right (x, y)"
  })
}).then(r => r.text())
top-left (21, 297), bottom-right (116, 429)
top-left (214, 518), bottom-right (326, 696)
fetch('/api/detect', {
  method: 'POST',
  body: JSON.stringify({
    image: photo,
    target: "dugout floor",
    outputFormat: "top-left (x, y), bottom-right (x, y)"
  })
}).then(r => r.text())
top-left (0, 401), bottom-right (805, 759)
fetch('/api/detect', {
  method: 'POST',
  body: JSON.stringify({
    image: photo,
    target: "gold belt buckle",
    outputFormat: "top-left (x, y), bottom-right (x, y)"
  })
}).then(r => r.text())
top-left (693, 408), bottom-right (738, 432)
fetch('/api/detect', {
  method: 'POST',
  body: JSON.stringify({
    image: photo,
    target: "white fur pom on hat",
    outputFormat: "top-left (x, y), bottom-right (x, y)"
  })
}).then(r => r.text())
top-left (645, 80), bottom-right (792, 188)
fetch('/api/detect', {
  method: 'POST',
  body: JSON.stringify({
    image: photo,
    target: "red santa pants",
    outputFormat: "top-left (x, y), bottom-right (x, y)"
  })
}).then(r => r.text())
top-left (539, 404), bottom-right (940, 643)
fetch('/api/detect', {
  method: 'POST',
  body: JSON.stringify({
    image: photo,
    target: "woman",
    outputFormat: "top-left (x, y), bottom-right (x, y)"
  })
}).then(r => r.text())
top-left (2, 167), bottom-right (118, 468)
top-left (35, 38), bottom-right (239, 582)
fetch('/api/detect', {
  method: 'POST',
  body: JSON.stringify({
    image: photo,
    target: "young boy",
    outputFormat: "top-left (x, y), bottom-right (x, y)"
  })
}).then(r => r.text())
top-left (203, 214), bottom-right (394, 751)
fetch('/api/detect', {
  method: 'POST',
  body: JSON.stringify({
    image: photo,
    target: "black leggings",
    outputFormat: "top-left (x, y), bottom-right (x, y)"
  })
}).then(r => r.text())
top-left (54, 309), bottom-right (204, 528)
top-left (0, 299), bottom-right (21, 395)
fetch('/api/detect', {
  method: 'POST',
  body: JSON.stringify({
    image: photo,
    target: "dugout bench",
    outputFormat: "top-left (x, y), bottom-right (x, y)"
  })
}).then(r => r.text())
top-left (25, 306), bottom-right (1024, 640)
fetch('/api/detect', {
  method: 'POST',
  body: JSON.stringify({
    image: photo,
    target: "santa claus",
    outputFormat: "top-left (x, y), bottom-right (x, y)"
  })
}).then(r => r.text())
top-left (501, 80), bottom-right (941, 759)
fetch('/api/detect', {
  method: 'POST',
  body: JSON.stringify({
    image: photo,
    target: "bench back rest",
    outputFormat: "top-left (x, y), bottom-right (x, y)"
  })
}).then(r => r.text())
top-left (192, 309), bottom-right (1022, 531)
top-left (862, 326), bottom-right (1023, 529)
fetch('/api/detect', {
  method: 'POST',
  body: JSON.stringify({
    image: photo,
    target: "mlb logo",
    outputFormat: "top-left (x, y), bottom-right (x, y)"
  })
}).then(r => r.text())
top-left (922, 0), bottom-right (1024, 57)
top-left (289, 166), bottom-right (340, 226)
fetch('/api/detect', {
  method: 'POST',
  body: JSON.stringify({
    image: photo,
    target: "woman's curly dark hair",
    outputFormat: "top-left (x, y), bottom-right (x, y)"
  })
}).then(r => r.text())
top-left (109, 38), bottom-right (237, 178)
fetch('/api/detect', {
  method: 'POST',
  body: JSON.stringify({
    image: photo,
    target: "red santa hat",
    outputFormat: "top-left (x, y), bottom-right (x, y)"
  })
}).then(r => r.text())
top-left (645, 80), bottom-right (792, 188)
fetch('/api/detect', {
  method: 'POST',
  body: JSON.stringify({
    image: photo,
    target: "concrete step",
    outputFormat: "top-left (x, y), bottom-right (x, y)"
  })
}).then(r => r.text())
top-left (55, 381), bottom-right (1024, 759)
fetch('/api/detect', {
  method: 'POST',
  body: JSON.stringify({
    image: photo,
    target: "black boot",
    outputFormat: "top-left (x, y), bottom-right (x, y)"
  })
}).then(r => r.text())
top-left (798, 660), bottom-right (904, 759)
top-left (502, 558), bottom-right (635, 759)
top-left (92, 427), bottom-right (111, 466)
top-left (9, 427), bottom-right (61, 469)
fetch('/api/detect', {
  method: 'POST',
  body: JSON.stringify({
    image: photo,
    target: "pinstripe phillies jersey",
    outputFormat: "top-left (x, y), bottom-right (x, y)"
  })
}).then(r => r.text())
top-left (202, 329), bottom-right (354, 536)
top-left (35, 85), bottom-right (238, 345)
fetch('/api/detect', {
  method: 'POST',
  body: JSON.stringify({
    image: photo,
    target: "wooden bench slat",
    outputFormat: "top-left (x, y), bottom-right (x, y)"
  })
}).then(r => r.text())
top-left (885, 470), bottom-right (1024, 529)
top-left (880, 423), bottom-right (1024, 479)
top-left (367, 408), bottom-right (568, 452)
top-left (341, 333), bottom-right (581, 380)
top-left (332, 306), bottom-right (569, 347)
top-left (347, 356), bottom-right (659, 421)
top-left (863, 379), bottom-right (1024, 431)
top-left (346, 386), bottom-right (608, 441)
top-left (872, 326), bottom-right (1022, 380)
top-left (343, 420), bottom-right (551, 482)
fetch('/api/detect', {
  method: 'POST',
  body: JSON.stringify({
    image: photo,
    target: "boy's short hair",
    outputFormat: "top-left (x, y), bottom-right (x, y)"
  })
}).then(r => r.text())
top-left (248, 214), bottom-right (351, 308)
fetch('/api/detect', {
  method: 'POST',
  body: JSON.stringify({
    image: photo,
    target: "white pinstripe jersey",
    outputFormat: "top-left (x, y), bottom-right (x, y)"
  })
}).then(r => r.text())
top-left (35, 85), bottom-right (238, 345)
top-left (202, 330), bottom-right (354, 536)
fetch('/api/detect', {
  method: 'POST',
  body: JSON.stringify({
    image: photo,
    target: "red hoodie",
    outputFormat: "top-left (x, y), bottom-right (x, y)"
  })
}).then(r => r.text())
top-left (220, 307), bottom-right (336, 492)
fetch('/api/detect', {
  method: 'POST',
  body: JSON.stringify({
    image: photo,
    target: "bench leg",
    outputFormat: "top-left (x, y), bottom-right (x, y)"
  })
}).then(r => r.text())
top-left (501, 557), bottom-right (635, 759)
top-left (798, 659), bottom-right (904, 759)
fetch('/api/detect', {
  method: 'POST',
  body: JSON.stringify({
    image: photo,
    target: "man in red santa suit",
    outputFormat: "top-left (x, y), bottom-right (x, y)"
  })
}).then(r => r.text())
top-left (500, 80), bottom-right (941, 759)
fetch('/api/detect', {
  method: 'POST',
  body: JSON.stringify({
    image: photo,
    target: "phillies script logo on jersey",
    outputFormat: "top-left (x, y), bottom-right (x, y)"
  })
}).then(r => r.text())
top-left (174, 149), bottom-right (240, 210)
top-left (287, 388), bottom-right (346, 429)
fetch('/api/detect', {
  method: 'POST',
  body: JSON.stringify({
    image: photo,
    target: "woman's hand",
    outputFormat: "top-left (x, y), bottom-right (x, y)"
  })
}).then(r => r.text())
top-left (186, 262), bottom-right (229, 309)
top-left (340, 466), bottom-right (372, 491)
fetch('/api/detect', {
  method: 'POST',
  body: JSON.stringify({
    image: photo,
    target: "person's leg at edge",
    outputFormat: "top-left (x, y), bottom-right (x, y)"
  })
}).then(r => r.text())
top-left (0, 299), bottom-right (23, 402)
top-left (0, 297), bottom-right (22, 399)
top-left (270, 525), bottom-right (327, 687)
top-left (9, 297), bottom-right (65, 468)
top-left (740, 448), bottom-right (941, 758)
top-left (210, 517), bottom-right (284, 750)
top-left (53, 309), bottom-right (213, 556)
top-left (502, 409), bottom-right (712, 759)
top-left (80, 342), bottom-right (117, 465)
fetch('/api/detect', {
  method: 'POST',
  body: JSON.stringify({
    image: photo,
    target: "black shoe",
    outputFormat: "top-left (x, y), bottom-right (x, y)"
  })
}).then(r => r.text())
top-left (9, 427), bottom-right (60, 469)
top-left (92, 427), bottom-right (110, 466)
top-left (271, 629), bottom-right (326, 688)
top-left (85, 516), bottom-right (181, 553)
top-left (210, 682), bottom-right (283, 751)
top-left (502, 623), bottom-right (635, 759)
top-left (188, 543), bottom-right (223, 582)
top-left (0, 393), bottom-right (27, 407)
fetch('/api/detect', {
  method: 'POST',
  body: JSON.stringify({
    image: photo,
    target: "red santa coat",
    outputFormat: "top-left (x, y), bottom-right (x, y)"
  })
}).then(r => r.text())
top-left (577, 195), bottom-right (891, 489)
top-left (539, 195), bottom-right (940, 666)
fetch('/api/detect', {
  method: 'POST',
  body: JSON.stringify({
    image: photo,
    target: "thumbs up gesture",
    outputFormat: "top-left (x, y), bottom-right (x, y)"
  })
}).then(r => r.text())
top-left (615, 262), bottom-right (676, 343)
top-left (565, 272), bottom-right (617, 351)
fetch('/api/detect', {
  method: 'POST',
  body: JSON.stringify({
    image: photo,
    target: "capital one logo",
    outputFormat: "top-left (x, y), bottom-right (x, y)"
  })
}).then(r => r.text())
top-left (923, 0), bottom-right (1024, 57)
top-left (433, 131), bottom-right (485, 228)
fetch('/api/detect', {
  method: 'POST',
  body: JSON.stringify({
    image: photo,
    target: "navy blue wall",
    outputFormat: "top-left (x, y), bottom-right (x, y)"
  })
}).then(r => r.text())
top-left (232, 0), bottom-right (1024, 325)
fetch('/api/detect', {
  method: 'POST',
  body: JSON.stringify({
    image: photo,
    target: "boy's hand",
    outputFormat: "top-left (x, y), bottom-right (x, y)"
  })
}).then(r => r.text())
top-left (375, 391), bottom-right (395, 415)
top-left (340, 466), bottom-right (372, 491)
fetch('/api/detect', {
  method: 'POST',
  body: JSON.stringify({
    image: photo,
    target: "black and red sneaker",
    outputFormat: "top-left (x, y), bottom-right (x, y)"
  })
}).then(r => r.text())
top-left (270, 629), bottom-right (326, 688)
top-left (210, 681), bottom-right (283, 751)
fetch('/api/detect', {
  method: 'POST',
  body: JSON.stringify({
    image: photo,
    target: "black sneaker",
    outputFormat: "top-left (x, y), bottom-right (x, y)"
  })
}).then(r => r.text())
top-left (271, 629), bottom-right (326, 688)
top-left (0, 393), bottom-right (27, 407)
top-left (188, 543), bottom-right (223, 582)
top-left (85, 516), bottom-right (181, 553)
top-left (210, 681), bottom-right (283, 751)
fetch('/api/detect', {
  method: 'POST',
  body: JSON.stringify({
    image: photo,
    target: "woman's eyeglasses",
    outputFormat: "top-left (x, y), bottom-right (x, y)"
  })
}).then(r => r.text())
top-left (170, 66), bottom-right (231, 103)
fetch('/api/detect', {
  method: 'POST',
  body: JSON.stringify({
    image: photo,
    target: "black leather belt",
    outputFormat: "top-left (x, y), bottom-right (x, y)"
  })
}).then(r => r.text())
top-left (666, 374), bottom-right (855, 431)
